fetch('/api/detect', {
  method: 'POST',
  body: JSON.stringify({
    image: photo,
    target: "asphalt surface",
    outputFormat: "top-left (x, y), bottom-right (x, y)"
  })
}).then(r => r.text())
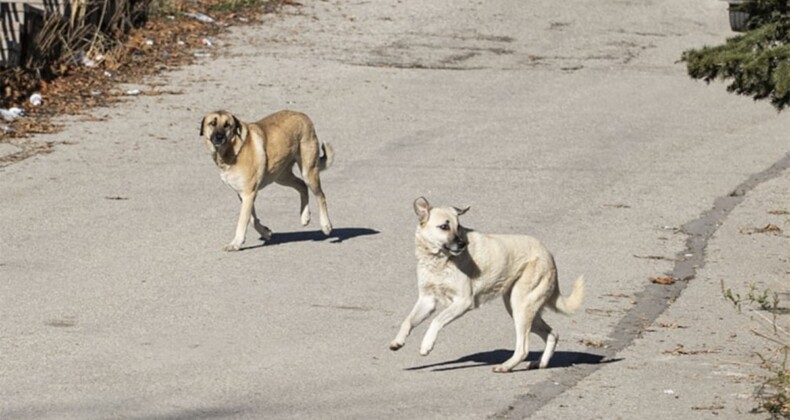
top-left (2, 0), bottom-right (790, 419)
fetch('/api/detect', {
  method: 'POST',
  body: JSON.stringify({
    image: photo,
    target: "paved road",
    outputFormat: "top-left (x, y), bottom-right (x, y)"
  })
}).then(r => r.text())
top-left (2, 0), bottom-right (790, 418)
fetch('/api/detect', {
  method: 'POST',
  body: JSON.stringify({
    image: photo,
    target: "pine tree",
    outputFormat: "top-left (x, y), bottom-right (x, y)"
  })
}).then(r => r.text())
top-left (681, 0), bottom-right (790, 110)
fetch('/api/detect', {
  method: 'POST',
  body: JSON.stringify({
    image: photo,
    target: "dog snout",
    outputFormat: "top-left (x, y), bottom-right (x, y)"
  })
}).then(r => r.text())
top-left (211, 132), bottom-right (226, 146)
top-left (454, 236), bottom-right (466, 249)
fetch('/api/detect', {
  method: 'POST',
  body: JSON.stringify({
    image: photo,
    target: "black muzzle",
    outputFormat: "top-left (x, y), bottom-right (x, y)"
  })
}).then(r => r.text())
top-left (211, 132), bottom-right (226, 147)
top-left (454, 236), bottom-right (467, 252)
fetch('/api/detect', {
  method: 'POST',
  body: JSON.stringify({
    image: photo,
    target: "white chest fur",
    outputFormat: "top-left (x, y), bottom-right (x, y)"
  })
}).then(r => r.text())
top-left (219, 170), bottom-right (245, 192)
top-left (417, 263), bottom-right (468, 306)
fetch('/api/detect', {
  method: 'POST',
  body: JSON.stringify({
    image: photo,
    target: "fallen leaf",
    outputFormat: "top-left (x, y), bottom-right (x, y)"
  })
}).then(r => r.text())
top-left (651, 276), bottom-right (675, 285)
top-left (634, 254), bottom-right (675, 261)
top-left (663, 344), bottom-right (717, 356)
top-left (740, 224), bottom-right (783, 235)
top-left (657, 322), bottom-right (688, 329)
top-left (585, 308), bottom-right (623, 317)
top-left (579, 338), bottom-right (607, 348)
top-left (756, 224), bottom-right (782, 233)
top-left (691, 404), bottom-right (725, 411)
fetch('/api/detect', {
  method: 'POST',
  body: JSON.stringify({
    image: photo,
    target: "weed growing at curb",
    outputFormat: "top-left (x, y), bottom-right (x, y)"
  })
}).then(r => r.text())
top-left (721, 280), bottom-right (790, 417)
top-left (721, 280), bottom-right (775, 313)
top-left (755, 348), bottom-right (790, 417)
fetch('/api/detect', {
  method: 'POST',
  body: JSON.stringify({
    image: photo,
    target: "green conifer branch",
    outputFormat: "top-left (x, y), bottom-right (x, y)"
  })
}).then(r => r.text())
top-left (681, 1), bottom-right (790, 110)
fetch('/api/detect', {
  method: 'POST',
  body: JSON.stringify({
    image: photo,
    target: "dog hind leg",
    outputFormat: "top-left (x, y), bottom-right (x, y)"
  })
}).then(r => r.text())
top-left (531, 314), bottom-right (558, 369)
top-left (302, 165), bottom-right (332, 236)
top-left (495, 268), bottom-right (553, 372)
top-left (275, 170), bottom-right (311, 227)
top-left (502, 289), bottom-right (513, 317)
top-left (494, 292), bottom-right (538, 373)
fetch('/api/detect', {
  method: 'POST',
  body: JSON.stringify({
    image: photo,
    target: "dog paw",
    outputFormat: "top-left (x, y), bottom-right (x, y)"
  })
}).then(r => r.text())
top-left (301, 209), bottom-right (311, 227)
top-left (492, 365), bottom-right (513, 373)
top-left (255, 225), bottom-right (272, 241)
top-left (223, 243), bottom-right (241, 252)
top-left (389, 341), bottom-right (404, 351)
top-left (321, 222), bottom-right (333, 236)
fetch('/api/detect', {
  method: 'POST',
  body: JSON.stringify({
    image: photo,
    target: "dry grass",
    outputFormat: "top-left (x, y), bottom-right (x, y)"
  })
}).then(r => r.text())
top-left (722, 281), bottom-right (790, 417)
top-left (753, 331), bottom-right (790, 417)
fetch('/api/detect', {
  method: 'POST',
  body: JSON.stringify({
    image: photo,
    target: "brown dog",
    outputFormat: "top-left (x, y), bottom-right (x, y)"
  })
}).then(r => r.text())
top-left (200, 110), bottom-right (334, 251)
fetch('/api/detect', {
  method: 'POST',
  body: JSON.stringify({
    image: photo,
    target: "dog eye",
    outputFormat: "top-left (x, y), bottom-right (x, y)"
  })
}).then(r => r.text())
top-left (223, 121), bottom-right (230, 128)
top-left (208, 120), bottom-right (216, 127)
top-left (438, 222), bottom-right (450, 231)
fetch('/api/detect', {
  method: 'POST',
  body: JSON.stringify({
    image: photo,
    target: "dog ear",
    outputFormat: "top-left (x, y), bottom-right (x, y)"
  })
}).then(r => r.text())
top-left (199, 116), bottom-right (206, 137)
top-left (454, 206), bottom-right (470, 216)
top-left (233, 115), bottom-right (242, 137)
top-left (414, 197), bottom-right (431, 223)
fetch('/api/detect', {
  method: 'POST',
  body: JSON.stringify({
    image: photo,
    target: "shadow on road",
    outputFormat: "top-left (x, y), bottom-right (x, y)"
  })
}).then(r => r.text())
top-left (405, 349), bottom-right (619, 372)
top-left (241, 227), bottom-right (379, 249)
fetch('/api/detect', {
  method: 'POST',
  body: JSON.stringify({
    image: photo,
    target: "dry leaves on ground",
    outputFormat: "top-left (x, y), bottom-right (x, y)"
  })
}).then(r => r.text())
top-left (657, 321), bottom-right (688, 329)
top-left (579, 338), bottom-right (608, 349)
top-left (740, 224), bottom-right (783, 235)
top-left (651, 276), bottom-right (676, 285)
top-left (663, 344), bottom-right (718, 356)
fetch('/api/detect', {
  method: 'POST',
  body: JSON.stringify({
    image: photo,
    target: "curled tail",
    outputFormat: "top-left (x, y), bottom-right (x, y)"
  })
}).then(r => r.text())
top-left (319, 142), bottom-right (334, 171)
top-left (550, 275), bottom-right (584, 315)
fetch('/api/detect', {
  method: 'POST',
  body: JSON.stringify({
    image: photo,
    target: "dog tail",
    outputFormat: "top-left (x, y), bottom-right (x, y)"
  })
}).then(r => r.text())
top-left (319, 142), bottom-right (334, 171)
top-left (550, 275), bottom-right (584, 315)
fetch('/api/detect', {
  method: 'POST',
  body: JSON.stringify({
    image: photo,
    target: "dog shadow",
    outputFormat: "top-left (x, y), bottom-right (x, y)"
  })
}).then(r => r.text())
top-left (405, 349), bottom-right (618, 372)
top-left (242, 227), bottom-right (379, 249)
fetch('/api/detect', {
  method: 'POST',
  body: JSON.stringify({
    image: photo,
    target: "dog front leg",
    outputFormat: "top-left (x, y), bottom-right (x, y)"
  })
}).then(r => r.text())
top-left (225, 191), bottom-right (255, 251)
top-left (389, 295), bottom-right (436, 351)
top-left (419, 298), bottom-right (473, 356)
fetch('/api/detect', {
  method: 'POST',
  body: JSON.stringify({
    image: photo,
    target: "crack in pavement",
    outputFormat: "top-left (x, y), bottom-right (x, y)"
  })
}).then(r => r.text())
top-left (493, 152), bottom-right (790, 419)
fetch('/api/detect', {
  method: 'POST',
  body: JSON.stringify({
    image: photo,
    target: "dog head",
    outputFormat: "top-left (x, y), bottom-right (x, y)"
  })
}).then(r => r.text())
top-left (414, 196), bottom-right (470, 257)
top-left (200, 111), bottom-right (242, 154)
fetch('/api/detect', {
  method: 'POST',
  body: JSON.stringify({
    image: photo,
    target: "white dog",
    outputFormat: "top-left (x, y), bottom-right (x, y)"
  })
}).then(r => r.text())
top-left (389, 197), bottom-right (585, 372)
